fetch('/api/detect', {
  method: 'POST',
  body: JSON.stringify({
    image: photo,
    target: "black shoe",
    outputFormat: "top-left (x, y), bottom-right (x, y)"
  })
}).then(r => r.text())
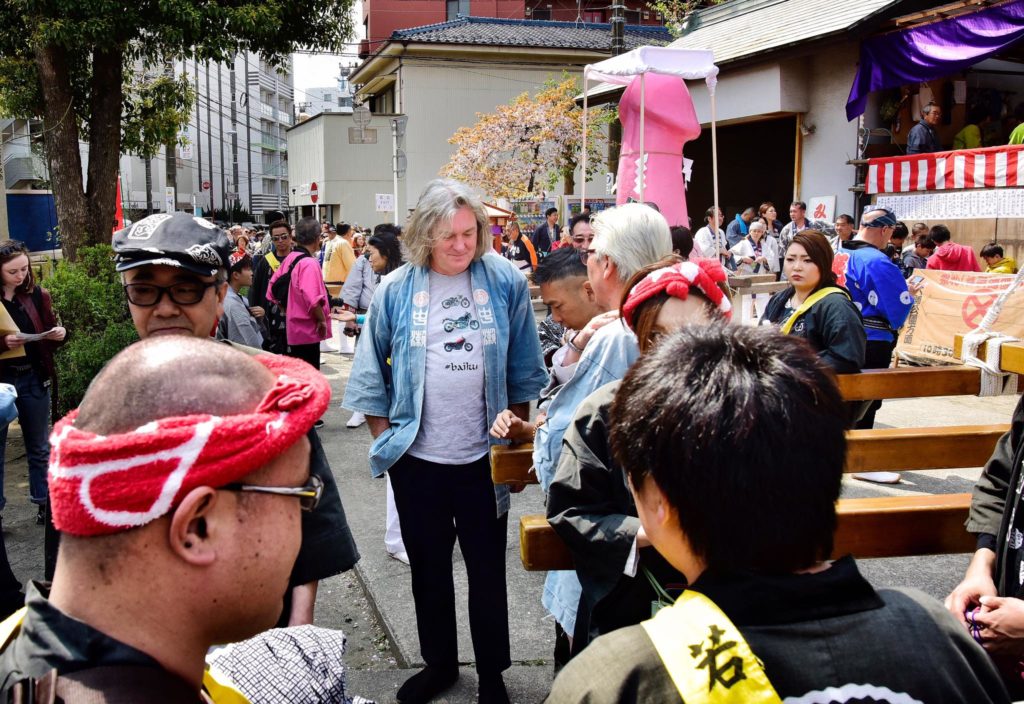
top-left (314, 419), bottom-right (325, 430)
top-left (396, 666), bottom-right (459, 703)
top-left (478, 673), bottom-right (510, 704)
top-left (35, 505), bottom-right (44, 526)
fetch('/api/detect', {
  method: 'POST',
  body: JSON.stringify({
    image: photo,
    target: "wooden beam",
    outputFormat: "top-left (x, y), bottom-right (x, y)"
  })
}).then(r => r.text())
top-left (836, 366), bottom-right (981, 400)
top-left (492, 423), bottom-right (1007, 485)
top-left (832, 493), bottom-right (975, 558)
top-left (519, 493), bottom-right (976, 571)
top-left (728, 273), bottom-right (775, 288)
top-left (491, 445), bottom-right (535, 484)
top-left (953, 335), bottom-right (1024, 375)
top-left (846, 425), bottom-right (1005, 472)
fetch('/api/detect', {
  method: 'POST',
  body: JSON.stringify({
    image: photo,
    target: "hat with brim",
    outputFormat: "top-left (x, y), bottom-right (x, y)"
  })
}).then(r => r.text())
top-left (112, 212), bottom-right (232, 277)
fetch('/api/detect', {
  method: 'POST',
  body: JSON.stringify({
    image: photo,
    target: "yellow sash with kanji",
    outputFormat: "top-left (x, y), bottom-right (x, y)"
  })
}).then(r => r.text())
top-left (265, 251), bottom-right (281, 272)
top-left (780, 286), bottom-right (849, 335)
top-left (0, 608), bottom-right (250, 703)
top-left (641, 590), bottom-right (782, 703)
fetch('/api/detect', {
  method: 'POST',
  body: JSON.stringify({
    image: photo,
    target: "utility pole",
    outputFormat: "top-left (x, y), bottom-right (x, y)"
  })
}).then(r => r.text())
top-left (0, 156), bottom-right (9, 239)
top-left (608, 1), bottom-right (626, 180)
top-left (229, 53), bottom-right (240, 220)
top-left (164, 57), bottom-right (177, 212)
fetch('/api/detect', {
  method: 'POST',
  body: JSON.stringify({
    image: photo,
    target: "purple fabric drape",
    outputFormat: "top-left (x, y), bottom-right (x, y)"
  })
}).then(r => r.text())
top-left (846, 0), bottom-right (1024, 121)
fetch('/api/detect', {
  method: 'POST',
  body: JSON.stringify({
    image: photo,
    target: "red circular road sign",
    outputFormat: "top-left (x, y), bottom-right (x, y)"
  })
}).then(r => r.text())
top-left (310, 182), bottom-right (319, 204)
top-left (202, 180), bottom-right (211, 191)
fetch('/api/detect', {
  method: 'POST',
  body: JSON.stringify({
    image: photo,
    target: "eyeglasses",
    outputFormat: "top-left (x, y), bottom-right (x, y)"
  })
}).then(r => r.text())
top-left (579, 248), bottom-right (598, 265)
top-left (123, 281), bottom-right (219, 306)
top-left (220, 474), bottom-right (323, 512)
top-left (271, 235), bottom-right (291, 242)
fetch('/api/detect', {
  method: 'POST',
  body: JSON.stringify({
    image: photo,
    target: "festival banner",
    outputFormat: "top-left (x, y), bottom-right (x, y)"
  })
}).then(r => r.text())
top-left (897, 269), bottom-right (1024, 365)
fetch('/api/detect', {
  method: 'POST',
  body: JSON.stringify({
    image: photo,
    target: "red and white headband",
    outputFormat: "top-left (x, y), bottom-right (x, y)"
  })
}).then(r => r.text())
top-left (622, 258), bottom-right (732, 329)
top-left (48, 354), bottom-right (330, 537)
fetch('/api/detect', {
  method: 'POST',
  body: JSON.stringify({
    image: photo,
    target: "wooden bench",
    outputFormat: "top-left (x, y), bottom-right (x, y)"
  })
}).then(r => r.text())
top-left (493, 423), bottom-right (1007, 484)
top-left (500, 365), bottom-right (1003, 571)
top-left (520, 494), bottom-right (977, 571)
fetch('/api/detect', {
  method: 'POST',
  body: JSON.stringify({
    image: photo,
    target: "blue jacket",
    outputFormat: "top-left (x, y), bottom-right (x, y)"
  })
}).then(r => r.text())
top-left (342, 254), bottom-right (547, 514)
top-left (837, 240), bottom-right (913, 343)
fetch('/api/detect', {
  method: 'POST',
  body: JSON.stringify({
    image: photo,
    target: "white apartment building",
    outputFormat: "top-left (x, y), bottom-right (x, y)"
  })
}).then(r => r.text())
top-left (118, 53), bottom-right (294, 222)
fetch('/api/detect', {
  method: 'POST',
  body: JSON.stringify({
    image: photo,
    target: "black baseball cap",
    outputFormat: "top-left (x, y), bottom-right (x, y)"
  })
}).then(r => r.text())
top-left (112, 212), bottom-right (233, 276)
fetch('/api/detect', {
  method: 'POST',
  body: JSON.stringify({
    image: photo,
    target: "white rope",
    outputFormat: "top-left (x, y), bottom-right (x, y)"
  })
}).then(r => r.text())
top-left (961, 266), bottom-right (1024, 396)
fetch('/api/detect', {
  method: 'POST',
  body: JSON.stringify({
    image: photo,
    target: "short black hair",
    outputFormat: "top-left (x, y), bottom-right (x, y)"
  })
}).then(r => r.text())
top-left (228, 253), bottom-right (252, 276)
top-left (533, 245), bottom-right (586, 285)
top-left (268, 219), bottom-right (290, 237)
top-left (670, 226), bottom-right (693, 258)
top-left (981, 242), bottom-right (1004, 259)
top-left (336, 223), bottom-right (352, 237)
top-left (610, 324), bottom-right (847, 573)
top-left (915, 235), bottom-right (937, 251)
top-left (835, 214), bottom-right (854, 226)
top-left (791, 201), bottom-right (807, 211)
top-left (367, 230), bottom-right (404, 275)
top-left (569, 212), bottom-right (591, 235)
top-left (891, 222), bottom-right (909, 241)
top-left (545, 207), bottom-right (558, 218)
top-left (929, 224), bottom-right (951, 243)
top-left (373, 223), bottom-right (401, 238)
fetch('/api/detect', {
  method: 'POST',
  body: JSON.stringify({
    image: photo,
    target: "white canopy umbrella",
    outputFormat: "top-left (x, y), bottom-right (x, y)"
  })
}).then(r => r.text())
top-left (582, 46), bottom-right (720, 224)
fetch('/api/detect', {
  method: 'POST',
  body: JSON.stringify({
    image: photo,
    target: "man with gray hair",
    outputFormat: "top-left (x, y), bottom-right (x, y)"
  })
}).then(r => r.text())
top-left (530, 202), bottom-right (672, 663)
top-left (343, 178), bottom-right (546, 703)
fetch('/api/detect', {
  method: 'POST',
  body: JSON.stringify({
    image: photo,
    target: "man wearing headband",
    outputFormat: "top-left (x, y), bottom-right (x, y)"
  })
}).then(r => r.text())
top-left (108, 212), bottom-right (358, 626)
top-left (835, 207), bottom-right (913, 429)
top-left (0, 337), bottom-right (328, 699)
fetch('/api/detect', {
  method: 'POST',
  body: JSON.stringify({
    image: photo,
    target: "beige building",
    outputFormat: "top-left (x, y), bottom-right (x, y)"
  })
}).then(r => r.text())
top-left (287, 17), bottom-right (670, 226)
top-left (287, 112), bottom-right (398, 228)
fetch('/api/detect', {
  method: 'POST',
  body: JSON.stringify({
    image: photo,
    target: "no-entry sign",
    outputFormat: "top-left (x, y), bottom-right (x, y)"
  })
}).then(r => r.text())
top-left (310, 182), bottom-right (319, 204)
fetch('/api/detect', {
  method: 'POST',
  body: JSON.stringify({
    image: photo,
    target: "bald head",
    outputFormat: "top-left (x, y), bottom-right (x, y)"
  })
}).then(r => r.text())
top-left (76, 337), bottom-right (275, 435)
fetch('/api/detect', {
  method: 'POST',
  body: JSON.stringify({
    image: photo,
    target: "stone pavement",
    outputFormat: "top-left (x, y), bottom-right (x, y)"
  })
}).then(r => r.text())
top-left (2, 349), bottom-right (1019, 704)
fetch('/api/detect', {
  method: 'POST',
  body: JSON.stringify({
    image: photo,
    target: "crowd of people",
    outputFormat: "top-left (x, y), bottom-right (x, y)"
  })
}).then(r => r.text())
top-left (1, 177), bottom-right (1024, 702)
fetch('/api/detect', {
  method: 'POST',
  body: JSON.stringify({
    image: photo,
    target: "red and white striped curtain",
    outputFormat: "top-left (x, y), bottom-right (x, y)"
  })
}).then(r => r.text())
top-left (866, 144), bottom-right (1024, 195)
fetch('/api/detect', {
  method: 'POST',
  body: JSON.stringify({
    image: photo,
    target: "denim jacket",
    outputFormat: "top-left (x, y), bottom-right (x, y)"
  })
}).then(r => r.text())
top-left (533, 319), bottom-right (639, 492)
top-left (342, 254), bottom-right (548, 515)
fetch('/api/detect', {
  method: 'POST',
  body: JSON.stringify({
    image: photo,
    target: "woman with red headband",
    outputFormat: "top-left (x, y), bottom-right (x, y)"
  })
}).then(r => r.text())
top-left (760, 230), bottom-right (865, 375)
top-left (546, 255), bottom-right (732, 654)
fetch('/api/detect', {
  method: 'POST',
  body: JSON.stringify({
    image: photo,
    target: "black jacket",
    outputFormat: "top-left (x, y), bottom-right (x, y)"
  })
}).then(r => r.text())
top-left (761, 288), bottom-right (866, 374)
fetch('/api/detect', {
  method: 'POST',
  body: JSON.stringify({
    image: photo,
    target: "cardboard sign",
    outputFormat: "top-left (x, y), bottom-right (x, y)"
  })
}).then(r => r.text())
top-left (376, 193), bottom-right (395, 212)
top-left (896, 269), bottom-right (1024, 364)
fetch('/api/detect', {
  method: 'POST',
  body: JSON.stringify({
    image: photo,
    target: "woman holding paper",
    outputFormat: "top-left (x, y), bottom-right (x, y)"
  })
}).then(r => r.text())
top-left (0, 240), bottom-right (65, 524)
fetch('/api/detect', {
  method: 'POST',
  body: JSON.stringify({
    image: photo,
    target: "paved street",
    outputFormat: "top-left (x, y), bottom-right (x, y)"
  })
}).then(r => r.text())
top-left (2, 350), bottom-right (1018, 703)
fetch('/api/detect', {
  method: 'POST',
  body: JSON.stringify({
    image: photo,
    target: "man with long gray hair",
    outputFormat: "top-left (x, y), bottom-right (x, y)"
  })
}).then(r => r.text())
top-left (343, 179), bottom-right (547, 703)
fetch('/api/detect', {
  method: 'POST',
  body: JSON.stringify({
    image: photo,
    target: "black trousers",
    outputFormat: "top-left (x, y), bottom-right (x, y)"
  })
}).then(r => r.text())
top-left (388, 453), bottom-right (511, 675)
top-left (287, 342), bottom-right (320, 370)
top-left (855, 338), bottom-right (897, 429)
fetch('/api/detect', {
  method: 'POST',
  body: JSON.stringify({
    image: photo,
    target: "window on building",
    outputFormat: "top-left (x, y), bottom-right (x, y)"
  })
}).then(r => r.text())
top-left (583, 10), bottom-right (604, 22)
top-left (323, 93), bottom-right (332, 102)
top-left (446, 0), bottom-right (469, 20)
top-left (531, 7), bottom-right (551, 19)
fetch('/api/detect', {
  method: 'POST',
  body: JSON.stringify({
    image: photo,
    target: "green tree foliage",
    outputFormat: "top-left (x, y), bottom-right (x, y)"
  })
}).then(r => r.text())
top-left (0, 1), bottom-right (355, 260)
top-left (45, 245), bottom-right (138, 416)
top-left (647, 0), bottom-right (725, 36)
